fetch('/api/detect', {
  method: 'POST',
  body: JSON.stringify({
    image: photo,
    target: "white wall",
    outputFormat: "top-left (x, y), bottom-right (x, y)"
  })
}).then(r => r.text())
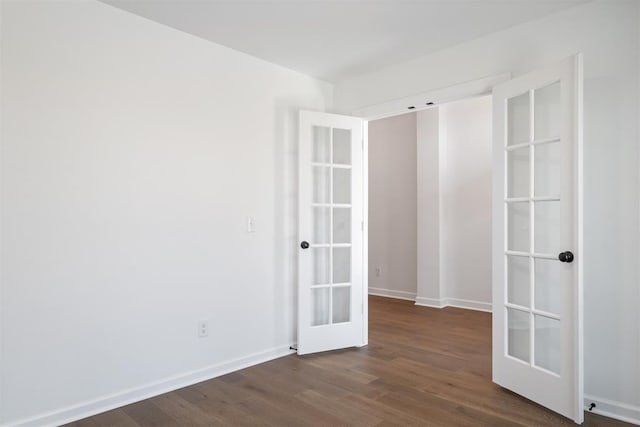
top-left (0, 1), bottom-right (331, 425)
top-left (439, 96), bottom-right (492, 307)
top-left (336, 0), bottom-right (640, 419)
top-left (368, 113), bottom-right (417, 299)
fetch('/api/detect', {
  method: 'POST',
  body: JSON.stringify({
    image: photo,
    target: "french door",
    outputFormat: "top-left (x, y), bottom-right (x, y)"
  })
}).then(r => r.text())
top-left (297, 111), bottom-right (365, 355)
top-left (492, 55), bottom-right (583, 423)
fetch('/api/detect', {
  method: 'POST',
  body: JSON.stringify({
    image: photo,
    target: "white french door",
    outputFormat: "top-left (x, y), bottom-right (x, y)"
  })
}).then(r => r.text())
top-left (492, 55), bottom-right (583, 423)
top-left (297, 110), bottom-right (365, 355)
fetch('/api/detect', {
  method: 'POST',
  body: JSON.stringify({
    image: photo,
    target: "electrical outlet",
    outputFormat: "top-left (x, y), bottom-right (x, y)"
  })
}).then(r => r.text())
top-left (375, 266), bottom-right (382, 277)
top-left (198, 319), bottom-right (209, 338)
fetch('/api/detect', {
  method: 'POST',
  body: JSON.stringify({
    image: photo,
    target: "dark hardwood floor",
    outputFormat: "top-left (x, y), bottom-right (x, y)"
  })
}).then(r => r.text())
top-left (68, 296), bottom-right (629, 426)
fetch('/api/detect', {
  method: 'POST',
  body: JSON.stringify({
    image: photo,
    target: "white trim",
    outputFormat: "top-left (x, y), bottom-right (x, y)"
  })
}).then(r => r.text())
top-left (574, 52), bottom-right (585, 426)
top-left (445, 298), bottom-right (493, 313)
top-left (368, 287), bottom-right (417, 301)
top-left (361, 121), bottom-right (369, 347)
top-left (584, 395), bottom-right (640, 425)
top-left (415, 297), bottom-right (492, 313)
top-left (414, 296), bottom-right (447, 308)
top-left (353, 73), bottom-right (510, 121)
top-left (6, 345), bottom-right (295, 427)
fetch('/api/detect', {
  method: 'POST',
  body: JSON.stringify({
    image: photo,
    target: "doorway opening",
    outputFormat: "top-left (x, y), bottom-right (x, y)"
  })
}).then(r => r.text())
top-left (367, 95), bottom-right (493, 312)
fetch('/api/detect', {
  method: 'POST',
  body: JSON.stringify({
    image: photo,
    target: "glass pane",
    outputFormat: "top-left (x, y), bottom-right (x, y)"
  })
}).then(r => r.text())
top-left (311, 287), bottom-right (330, 326)
top-left (333, 247), bottom-right (350, 284)
top-left (333, 168), bottom-right (351, 204)
top-left (332, 286), bottom-right (351, 323)
top-left (507, 203), bottom-right (529, 252)
top-left (534, 201), bottom-right (561, 254)
top-left (534, 82), bottom-right (561, 140)
top-left (312, 126), bottom-right (330, 163)
top-left (508, 308), bottom-right (530, 363)
top-left (333, 128), bottom-right (351, 165)
top-left (508, 92), bottom-right (530, 145)
top-left (535, 315), bottom-right (561, 374)
top-left (333, 208), bottom-right (351, 244)
top-left (534, 258), bottom-right (562, 314)
top-left (507, 255), bottom-right (530, 307)
top-left (313, 166), bottom-right (330, 204)
top-left (507, 147), bottom-right (530, 198)
top-left (312, 248), bottom-right (330, 285)
top-left (534, 142), bottom-right (560, 198)
top-left (312, 207), bottom-right (330, 244)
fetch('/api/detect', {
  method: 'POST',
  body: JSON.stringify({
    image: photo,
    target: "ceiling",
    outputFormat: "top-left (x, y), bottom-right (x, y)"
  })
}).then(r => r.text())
top-left (100, 0), bottom-right (587, 83)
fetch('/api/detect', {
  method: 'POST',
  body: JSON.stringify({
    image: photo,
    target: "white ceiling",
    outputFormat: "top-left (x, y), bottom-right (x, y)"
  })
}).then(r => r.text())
top-left (100, 0), bottom-right (587, 83)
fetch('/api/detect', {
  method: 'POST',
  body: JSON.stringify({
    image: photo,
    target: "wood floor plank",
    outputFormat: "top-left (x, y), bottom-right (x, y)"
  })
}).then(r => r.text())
top-left (341, 393), bottom-right (439, 426)
top-left (294, 389), bottom-right (382, 426)
top-left (147, 393), bottom-right (226, 426)
top-left (67, 296), bottom-right (632, 426)
top-left (65, 409), bottom-right (139, 427)
top-left (121, 400), bottom-right (181, 426)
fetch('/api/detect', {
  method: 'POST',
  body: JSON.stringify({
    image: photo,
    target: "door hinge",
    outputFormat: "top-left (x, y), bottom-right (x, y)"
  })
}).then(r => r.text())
top-left (361, 220), bottom-right (364, 231)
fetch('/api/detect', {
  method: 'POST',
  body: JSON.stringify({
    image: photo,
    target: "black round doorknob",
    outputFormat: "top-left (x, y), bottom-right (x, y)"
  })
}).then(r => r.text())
top-left (558, 251), bottom-right (574, 263)
top-left (300, 241), bottom-right (310, 249)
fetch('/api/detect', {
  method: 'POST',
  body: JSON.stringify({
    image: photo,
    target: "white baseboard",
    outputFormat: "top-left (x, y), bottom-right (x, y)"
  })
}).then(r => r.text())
top-left (7, 345), bottom-right (296, 427)
top-left (414, 296), bottom-right (446, 308)
top-left (444, 297), bottom-right (492, 313)
top-left (415, 296), bottom-right (492, 313)
top-left (368, 287), bottom-right (417, 301)
top-left (585, 395), bottom-right (640, 425)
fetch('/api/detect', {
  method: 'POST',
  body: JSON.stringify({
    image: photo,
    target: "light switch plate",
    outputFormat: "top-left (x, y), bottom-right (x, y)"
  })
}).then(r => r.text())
top-left (247, 216), bottom-right (256, 233)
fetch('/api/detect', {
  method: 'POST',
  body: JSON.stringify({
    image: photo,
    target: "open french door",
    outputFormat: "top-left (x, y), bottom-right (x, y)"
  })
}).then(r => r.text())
top-left (492, 55), bottom-right (583, 423)
top-left (297, 111), bottom-right (365, 355)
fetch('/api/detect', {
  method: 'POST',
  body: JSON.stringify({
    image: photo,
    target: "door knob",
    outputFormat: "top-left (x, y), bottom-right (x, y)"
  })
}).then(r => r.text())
top-left (300, 241), bottom-right (310, 249)
top-left (558, 251), bottom-right (574, 263)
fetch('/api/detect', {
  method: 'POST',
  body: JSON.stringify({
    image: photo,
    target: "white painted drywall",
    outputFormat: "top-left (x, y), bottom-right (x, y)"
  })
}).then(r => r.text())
top-left (0, 0), bottom-right (331, 424)
top-left (415, 108), bottom-right (442, 305)
top-left (337, 0), bottom-right (640, 415)
top-left (439, 96), bottom-right (493, 306)
top-left (368, 113), bottom-right (417, 299)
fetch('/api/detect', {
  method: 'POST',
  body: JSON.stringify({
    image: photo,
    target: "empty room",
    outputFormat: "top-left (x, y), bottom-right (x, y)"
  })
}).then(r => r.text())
top-left (1, 1), bottom-right (639, 426)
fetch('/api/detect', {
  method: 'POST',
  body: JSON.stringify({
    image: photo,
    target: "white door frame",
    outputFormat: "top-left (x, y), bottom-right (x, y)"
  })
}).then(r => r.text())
top-left (350, 72), bottom-right (511, 346)
top-left (352, 73), bottom-right (511, 120)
